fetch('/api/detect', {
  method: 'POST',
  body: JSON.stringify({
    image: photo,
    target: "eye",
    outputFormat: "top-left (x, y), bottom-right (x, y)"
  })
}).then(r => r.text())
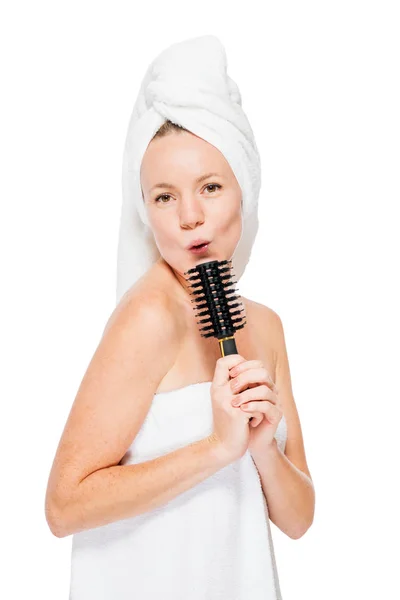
top-left (154, 194), bottom-right (172, 204)
top-left (205, 184), bottom-right (221, 193)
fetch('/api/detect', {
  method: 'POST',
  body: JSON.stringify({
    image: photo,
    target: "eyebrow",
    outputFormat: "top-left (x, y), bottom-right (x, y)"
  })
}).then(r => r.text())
top-left (149, 172), bottom-right (222, 193)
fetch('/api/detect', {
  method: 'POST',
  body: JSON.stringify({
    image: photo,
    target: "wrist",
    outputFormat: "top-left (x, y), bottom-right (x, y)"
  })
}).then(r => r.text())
top-left (250, 437), bottom-right (279, 465)
top-left (205, 434), bottom-right (234, 468)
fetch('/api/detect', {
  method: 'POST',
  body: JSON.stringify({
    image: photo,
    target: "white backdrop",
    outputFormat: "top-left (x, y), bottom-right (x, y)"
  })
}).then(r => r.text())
top-left (1, 1), bottom-right (399, 598)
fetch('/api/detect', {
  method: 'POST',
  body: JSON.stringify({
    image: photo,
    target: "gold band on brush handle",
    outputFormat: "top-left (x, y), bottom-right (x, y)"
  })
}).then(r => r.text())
top-left (218, 336), bottom-right (235, 356)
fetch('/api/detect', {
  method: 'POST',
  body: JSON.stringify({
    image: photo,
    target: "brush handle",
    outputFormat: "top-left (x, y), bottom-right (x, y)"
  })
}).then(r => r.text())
top-left (218, 336), bottom-right (253, 421)
top-left (218, 336), bottom-right (238, 356)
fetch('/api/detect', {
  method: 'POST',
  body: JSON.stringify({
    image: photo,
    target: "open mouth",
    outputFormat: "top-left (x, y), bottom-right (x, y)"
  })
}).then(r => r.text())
top-left (189, 242), bottom-right (210, 253)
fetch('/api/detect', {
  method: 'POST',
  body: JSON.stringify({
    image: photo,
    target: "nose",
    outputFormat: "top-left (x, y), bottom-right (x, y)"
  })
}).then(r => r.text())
top-left (179, 195), bottom-right (205, 229)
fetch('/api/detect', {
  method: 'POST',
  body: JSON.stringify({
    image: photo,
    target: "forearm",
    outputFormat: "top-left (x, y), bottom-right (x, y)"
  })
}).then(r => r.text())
top-left (251, 439), bottom-right (315, 539)
top-left (54, 436), bottom-right (230, 538)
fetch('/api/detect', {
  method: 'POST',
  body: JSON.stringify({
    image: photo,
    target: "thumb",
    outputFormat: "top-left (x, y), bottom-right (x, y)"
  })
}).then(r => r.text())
top-left (213, 354), bottom-right (247, 387)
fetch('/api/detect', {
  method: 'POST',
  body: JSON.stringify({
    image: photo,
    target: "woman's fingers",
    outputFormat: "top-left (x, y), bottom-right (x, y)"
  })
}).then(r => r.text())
top-left (240, 400), bottom-right (283, 424)
top-left (229, 362), bottom-right (278, 395)
top-left (232, 384), bottom-right (279, 407)
top-left (248, 412), bottom-right (264, 427)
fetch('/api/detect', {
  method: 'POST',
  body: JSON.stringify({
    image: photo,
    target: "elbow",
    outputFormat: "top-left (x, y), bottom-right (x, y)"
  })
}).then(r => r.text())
top-left (45, 499), bottom-right (69, 539)
top-left (290, 510), bottom-right (315, 540)
top-left (289, 518), bottom-right (313, 540)
top-left (48, 523), bottom-right (66, 538)
top-left (46, 511), bottom-right (66, 538)
top-left (46, 514), bottom-right (66, 539)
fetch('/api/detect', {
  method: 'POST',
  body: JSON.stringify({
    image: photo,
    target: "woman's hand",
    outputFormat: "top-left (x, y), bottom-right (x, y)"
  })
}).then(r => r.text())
top-left (228, 359), bottom-right (283, 458)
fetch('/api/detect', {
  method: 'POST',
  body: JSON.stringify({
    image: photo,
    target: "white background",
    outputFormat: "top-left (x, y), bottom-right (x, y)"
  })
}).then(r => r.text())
top-left (1, 1), bottom-right (399, 598)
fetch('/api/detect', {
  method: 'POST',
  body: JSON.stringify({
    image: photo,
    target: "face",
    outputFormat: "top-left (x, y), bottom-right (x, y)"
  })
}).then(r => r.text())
top-left (140, 130), bottom-right (243, 293)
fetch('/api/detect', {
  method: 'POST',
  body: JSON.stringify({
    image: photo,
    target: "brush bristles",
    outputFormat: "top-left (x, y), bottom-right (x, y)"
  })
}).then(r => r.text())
top-left (183, 259), bottom-right (247, 340)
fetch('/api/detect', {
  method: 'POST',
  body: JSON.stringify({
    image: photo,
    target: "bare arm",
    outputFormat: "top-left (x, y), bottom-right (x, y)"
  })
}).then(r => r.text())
top-left (55, 435), bottom-right (228, 537)
top-left (44, 289), bottom-right (230, 538)
top-left (252, 308), bottom-right (315, 539)
top-left (252, 439), bottom-right (314, 540)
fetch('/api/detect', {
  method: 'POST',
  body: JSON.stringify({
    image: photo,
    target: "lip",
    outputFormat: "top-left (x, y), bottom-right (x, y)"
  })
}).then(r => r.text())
top-left (188, 242), bottom-right (211, 255)
top-left (187, 238), bottom-right (211, 250)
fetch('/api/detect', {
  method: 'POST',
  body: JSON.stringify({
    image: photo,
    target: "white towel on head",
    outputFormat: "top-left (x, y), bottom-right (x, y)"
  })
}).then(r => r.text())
top-left (116, 34), bottom-right (261, 305)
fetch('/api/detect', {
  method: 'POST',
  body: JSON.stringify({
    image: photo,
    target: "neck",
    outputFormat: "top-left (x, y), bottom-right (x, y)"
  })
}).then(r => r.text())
top-left (157, 257), bottom-right (194, 305)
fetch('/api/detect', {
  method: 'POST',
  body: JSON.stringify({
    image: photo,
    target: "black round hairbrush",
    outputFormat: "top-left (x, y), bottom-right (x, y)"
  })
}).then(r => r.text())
top-left (183, 259), bottom-right (247, 356)
top-left (184, 258), bottom-right (253, 422)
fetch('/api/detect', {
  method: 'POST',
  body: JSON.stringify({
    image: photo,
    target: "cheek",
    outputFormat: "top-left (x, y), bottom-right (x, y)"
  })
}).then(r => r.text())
top-left (214, 189), bottom-right (241, 220)
top-left (216, 204), bottom-right (242, 234)
top-left (148, 214), bottom-right (178, 248)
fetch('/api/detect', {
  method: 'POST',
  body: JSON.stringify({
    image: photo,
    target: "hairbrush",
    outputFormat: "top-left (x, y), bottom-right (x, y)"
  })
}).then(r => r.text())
top-left (184, 259), bottom-right (253, 421)
top-left (184, 258), bottom-right (254, 422)
top-left (183, 259), bottom-right (247, 356)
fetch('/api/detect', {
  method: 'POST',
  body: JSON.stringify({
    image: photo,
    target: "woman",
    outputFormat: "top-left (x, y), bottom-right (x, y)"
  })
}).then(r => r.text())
top-left (45, 36), bottom-right (314, 600)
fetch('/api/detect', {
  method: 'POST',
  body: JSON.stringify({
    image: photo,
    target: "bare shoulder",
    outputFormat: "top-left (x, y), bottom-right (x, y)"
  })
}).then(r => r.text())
top-left (241, 295), bottom-right (279, 337)
top-left (111, 257), bottom-right (187, 335)
top-left (244, 300), bottom-right (290, 375)
top-left (104, 276), bottom-right (182, 344)
top-left (242, 294), bottom-right (283, 332)
top-left (241, 295), bottom-right (276, 317)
